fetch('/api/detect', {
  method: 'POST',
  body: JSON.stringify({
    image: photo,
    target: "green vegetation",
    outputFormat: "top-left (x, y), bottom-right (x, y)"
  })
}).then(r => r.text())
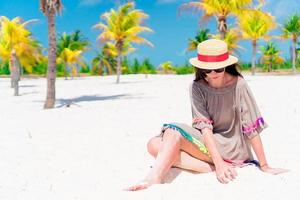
top-left (0, 61), bottom-right (9, 75)
top-left (173, 63), bottom-right (195, 75)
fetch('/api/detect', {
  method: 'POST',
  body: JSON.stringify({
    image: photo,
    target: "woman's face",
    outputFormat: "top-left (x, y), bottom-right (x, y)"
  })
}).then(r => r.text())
top-left (204, 68), bottom-right (225, 81)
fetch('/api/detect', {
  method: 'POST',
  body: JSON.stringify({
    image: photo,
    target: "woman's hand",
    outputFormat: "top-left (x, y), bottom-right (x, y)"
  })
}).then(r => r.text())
top-left (260, 165), bottom-right (290, 175)
top-left (201, 129), bottom-right (238, 184)
top-left (215, 161), bottom-right (237, 184)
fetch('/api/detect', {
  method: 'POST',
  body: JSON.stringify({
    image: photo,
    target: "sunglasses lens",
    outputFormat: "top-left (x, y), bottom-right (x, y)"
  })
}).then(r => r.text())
top-left (203, 68), bottom-right (224, 74)
top-left (203, 69), bottom-right (212, 74)
top-left (215, 68), bottom-right (225, 73)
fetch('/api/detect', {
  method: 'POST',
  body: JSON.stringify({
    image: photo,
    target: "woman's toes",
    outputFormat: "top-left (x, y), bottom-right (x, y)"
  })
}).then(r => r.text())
top-left (124, 181), bottom-right (150, 191)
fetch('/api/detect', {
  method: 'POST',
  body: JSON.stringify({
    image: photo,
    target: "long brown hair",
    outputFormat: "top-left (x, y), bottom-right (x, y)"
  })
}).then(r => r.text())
top-left (194, 63), bottom-right (243, 82)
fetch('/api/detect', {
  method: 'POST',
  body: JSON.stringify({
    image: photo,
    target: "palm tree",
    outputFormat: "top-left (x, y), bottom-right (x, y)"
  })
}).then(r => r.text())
top-left (57, 48), bottom-right (83, 79)
top-left (211, 28), bottom-right (244, 55)
top-left (0, 16), bottom-right (42, 95)
top-left (92, 51), bottom-right (114, 75)
top-left (57, 30), bottom-right (89, 79)
top-left (158, 61), bottom-right (174, 74)
top-left (92, 40), bottom-right (135, 76)
top-left (40, 0), bottom-right (63, 109)
top-left (57, 30), bottom-right (89, 54)
top-left (282, 14), bottom-right (300, 74)
top-left (93, 2), bottom-right (153, 83)
top-left (180, 0), bottom-right (260, 39)
top-left (238, 9), bottom-right (276, 75)
top-left (92, 44), bottom-right (117, 75)
top-left (260, 42), bottom-right (283, 72)
top-left (141, 58), bottom-right (155, 78)
top-left (186, 29), bottom-right (210, 52)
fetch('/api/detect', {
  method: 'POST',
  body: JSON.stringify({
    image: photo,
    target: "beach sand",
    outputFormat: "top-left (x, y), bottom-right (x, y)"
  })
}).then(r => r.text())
top-left (0, 74), bottom-right (299, 200)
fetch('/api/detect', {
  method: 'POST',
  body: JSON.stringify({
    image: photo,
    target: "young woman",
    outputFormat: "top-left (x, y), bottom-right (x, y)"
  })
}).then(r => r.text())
top-left (126, 39), bottom-right (288, 191)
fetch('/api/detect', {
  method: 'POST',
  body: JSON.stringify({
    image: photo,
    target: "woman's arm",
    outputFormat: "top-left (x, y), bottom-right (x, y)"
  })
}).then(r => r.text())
top-left (250, 134), bottom-right (289, 175)
top-left (202, 127), bottom-right (237, 183)
top-left (249, 134), bottom-right (268, 167)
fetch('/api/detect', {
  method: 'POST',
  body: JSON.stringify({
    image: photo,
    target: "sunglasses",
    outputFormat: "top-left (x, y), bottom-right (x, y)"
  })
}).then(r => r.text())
top-left (202, 67), bottom-right (225, 74)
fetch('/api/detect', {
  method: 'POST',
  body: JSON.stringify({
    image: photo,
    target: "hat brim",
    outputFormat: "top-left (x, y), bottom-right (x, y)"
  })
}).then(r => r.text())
top-left (189, 55), bottom-right (238, 70)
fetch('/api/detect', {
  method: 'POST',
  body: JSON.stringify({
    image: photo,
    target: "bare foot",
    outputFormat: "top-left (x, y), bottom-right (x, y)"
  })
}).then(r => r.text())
top-left (124, 179), bottom-right (161, 191)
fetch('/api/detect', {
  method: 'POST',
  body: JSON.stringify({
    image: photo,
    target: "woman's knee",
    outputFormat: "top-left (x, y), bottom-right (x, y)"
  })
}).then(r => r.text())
top-left (147, 129), bottom-right (182, 156)
top-left (147, 137), bottom-right (161, 156)
top-left (162, 128), bottom-right (182, 144)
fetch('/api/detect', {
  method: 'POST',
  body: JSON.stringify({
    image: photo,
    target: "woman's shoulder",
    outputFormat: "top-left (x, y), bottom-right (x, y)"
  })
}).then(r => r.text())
top-left (189, 80), bottom-right (209, 99)
top-left (190, 79), bottom-right (202, 87)
top-left (189, 79), bottom-right (207, 93)
top-left (189, 80), bottom-right (202, 92)
top-left (236, 76), bottom-right (248, 89)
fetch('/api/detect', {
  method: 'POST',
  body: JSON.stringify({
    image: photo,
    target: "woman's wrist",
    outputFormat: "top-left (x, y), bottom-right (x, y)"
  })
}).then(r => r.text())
top-left (260, 162), bottom-right (269, 169)
top-left (213, 158), bottom-right (226, 168)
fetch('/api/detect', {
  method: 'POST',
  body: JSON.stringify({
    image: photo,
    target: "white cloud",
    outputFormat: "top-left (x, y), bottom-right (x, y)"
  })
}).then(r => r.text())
top-left (79, 0), bottom-right (102, 6)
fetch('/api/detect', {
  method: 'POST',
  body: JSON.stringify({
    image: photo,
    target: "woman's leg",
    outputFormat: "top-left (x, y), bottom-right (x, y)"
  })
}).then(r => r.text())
top-left (126, 128), bottom-right (214, 191)
top-left (148, 133), bottom-right (214, 172)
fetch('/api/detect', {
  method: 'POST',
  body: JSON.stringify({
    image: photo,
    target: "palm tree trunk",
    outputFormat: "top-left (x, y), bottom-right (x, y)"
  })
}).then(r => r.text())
top-left (9, 52), bottom-right (14, 88)
top-left (71, 66), bottom-right (75, 79)
top-left (14, 81), bottom-right (19, 96)
top-left (217, 15), bottom-right (227, 40)
top-left (292, 36), bottom-right (296, 74)
top-left (116, 41), bottom-right (123, 84)
top-left (10, 49), bottom-right (20, 96)
top-left (116, 54), bottom-right (122, 83)
top-left (108, 63), bottom-right (114, 75)
top-left (98, 61), bottom-right (103, 75)
top-left (269, 57), bottom-right (272, 73)
top-left (76, 65), bottom-right (80, 77)
top-left (44, 11), bottom-right (57, 109)
top-left (252, 40), bottom-right (257, 75)
top-left (64, 64), bottom-right (68, 80)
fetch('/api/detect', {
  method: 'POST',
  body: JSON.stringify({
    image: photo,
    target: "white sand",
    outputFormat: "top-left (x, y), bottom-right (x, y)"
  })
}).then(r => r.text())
top-left (0, 74), bottom-right (299, 200)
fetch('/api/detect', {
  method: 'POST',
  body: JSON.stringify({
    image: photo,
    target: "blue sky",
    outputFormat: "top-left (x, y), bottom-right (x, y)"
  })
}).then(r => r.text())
top-left (0, 0), bottom-right (299, 66)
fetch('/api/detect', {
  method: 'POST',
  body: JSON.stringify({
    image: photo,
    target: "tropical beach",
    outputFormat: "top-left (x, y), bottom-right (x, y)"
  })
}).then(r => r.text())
top-left (1, 0), bottom-right (300, 199)
top-left (0, 74), bottom-right (300, 199)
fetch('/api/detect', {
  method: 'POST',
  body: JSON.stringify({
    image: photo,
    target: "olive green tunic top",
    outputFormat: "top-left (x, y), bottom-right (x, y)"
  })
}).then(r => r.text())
top-left (161, 77), bottom-right (267, 163)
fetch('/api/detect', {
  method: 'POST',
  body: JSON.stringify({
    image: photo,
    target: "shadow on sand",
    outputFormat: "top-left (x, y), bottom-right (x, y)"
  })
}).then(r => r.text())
top-left (162, 168), bottom-right (183, 184)
top-left (162, 167), bottom-right (204, 184)
top-left (19, 85), bottom-right (37, 88)
top-left (56, 93), bottom-right (148, 108)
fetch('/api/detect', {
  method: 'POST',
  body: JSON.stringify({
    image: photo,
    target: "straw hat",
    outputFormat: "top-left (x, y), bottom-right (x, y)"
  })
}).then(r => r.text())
top-left (189, 39), bottom-right (238, 69)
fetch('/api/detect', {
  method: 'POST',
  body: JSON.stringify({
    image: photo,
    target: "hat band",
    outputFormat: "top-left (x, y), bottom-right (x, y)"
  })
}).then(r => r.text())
top-left (198, 52), bottom-right (229, 62)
